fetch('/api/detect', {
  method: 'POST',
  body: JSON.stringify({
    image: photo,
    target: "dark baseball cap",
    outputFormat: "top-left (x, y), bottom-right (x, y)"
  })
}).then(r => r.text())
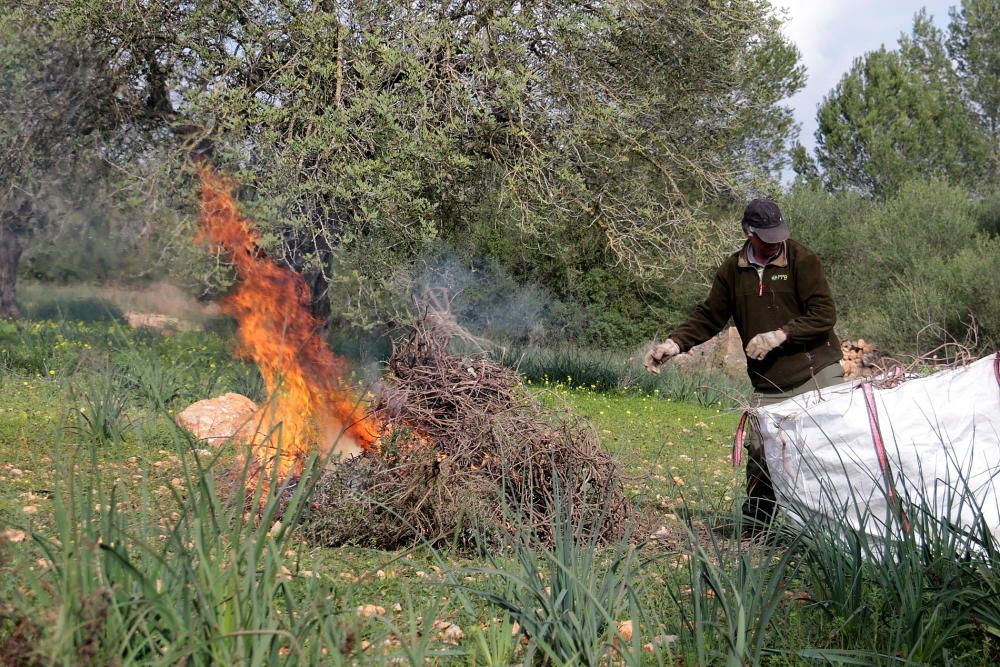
top-left (742, 199), bottom-right (789, 243)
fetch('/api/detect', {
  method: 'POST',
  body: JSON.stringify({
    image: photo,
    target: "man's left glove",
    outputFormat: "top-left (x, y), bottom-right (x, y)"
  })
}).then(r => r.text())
top-left (745, 329), bottom-right (787, 360)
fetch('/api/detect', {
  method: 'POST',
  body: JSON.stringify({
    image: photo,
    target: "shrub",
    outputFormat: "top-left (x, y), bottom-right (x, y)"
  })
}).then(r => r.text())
top-left (860, 179), bottom-right (978, 276)
top-left (859, 235), bottom-right (1000, 353)
top-left (26, 296), bottom-right (125, 324)
top-left (785, 180), bottom-right (999, 355)
top-left (780, 183), bottom-right (873, 286)
top-left (974, 189), bottom-right (1000, 237)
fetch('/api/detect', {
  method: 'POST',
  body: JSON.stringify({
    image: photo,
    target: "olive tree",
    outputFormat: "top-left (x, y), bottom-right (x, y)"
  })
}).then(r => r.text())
top-left (0, 4), bottom-right (168, 318)
top-left (6, 0), bottom-right (804, 328)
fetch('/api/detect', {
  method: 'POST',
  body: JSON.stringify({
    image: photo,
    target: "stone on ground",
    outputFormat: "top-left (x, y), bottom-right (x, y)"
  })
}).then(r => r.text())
top-left (175, 393), bottom-right (259, 444)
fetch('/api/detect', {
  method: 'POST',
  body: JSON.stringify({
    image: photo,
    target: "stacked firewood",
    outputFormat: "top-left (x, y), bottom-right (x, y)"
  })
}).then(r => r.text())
top-left (841, 339), bottom-right (882, 380)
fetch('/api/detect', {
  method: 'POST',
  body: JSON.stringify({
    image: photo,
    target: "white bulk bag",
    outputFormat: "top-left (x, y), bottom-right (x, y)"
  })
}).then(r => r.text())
top-left (755, 353), bottom-right (1000, 540)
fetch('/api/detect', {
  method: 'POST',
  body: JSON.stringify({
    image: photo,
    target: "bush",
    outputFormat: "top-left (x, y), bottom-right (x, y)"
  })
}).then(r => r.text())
top-left (861, 179), bottom-right (978, 276)
top-left (974, 190), bottom-right (1000, 237)
top-left (860, 235), bottom-right (1000, 353)
top-left (784, 180), bottom-right (999, 355)
top-left (25, 296), bottom-right (125, 324)
top-left (780, 183), bottom-right (872, 285)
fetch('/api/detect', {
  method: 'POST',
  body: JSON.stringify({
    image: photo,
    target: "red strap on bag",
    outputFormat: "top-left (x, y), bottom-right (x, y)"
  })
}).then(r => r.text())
top-left (861, 382), bottom-right (910, 534)
top-left (732, 411), bottom-right (749, 467)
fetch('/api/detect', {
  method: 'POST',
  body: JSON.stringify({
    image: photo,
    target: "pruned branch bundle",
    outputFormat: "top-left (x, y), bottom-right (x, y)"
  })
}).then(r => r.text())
top-left (304, 315), bottom-right (630, 549)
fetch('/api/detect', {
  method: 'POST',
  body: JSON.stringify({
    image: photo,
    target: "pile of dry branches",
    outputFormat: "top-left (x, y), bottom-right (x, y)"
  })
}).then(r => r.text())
top-left (303, 316), bottom-right (631, 549)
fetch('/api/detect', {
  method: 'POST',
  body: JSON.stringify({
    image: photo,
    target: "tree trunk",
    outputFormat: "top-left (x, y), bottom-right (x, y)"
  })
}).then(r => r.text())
top-left (305, 268), bottom-right (332, 338)
top-left (0, 227), bottom-right (23, 320)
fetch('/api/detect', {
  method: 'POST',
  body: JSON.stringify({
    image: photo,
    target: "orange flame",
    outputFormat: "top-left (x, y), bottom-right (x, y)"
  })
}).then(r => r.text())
top-left (197, 167), bottom-right (378, 479)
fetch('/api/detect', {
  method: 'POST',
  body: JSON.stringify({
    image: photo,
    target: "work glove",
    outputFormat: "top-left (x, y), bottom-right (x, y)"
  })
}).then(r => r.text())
top-left (643, 339), bottom-right (680, 374)
top-left (745, 329), bottom-right (787, 360)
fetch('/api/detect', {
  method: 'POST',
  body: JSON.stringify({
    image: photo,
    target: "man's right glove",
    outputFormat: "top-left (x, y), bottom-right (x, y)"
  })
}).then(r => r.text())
top-left (643, 339), bottom-right (680, 374)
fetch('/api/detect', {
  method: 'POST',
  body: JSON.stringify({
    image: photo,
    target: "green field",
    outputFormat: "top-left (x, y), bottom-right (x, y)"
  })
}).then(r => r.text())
top-left (1, 320), bottom-right (997, 666)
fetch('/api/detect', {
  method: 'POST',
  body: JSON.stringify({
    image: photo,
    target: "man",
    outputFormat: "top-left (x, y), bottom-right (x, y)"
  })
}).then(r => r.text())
top-left (643, 198), bottom-right (843, 526)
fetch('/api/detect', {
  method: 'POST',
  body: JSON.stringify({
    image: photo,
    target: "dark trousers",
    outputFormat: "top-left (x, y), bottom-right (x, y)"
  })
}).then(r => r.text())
top-left (743, 363), bottom-right (846, 520)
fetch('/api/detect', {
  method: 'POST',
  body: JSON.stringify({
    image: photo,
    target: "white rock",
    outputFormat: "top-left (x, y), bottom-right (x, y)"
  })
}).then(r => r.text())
top-left (175, 393), bottom-right (259, 444)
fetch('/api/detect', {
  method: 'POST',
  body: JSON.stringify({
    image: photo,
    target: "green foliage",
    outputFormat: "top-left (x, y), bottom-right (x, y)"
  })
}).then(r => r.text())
top-left (20, 0), bottom-right (804, 331)
top-left (8, 441), bottom-right (365, 664)
top-left (778, 183), bottom-right (872, 285)
top-left (0, 322), bottom-right (58, 375)
top-left (948, 0), bottom-right (1000, 180)
top-left (811, 4), bottom-right (999, 197)
top-left (789, 142), bottom-right (821, 188)
top-left (861, 234), bottom-right (1000, 353)
top-left (784, 179), bottom-right (999, 355)
top-left (789, 442), bottom-right (1000, 665)
top-left (25, 296), bottom-right (124, 324)
top-left (396, 249), bottom-right (702, 349)
top-left (69, 371), bottom-right (132, 447)
top-left (3, 323), bottom-right (1000, 664)
top-left (502, 343), bottom-right (749, 408)
top-left (815, 45), bottom-right (989, 197)
top-left (0, 0), bottom-right (809, 343)
top-left (659, 424), bottom-right (1000, 666)
top-left (225, 362), bottom-right (268, 405)
top-left (19, 211), bottom-right (154, 285)
top-left (464, 615), bottom-right (519, 666)
top-left (973, 189), bottom-right (1000, 236)
top-left (498, 239), bottom-right (715, 348)
top-left (122, 352), bottom-right (193, 412)
top-left (0, 4), bottom-right (153, 318)
top-left (676, 520), bottom-right (801, 666)
top-left (464, 497), bottom-right (643, 666)
top-left (864, 178), bottom-right (979, 269)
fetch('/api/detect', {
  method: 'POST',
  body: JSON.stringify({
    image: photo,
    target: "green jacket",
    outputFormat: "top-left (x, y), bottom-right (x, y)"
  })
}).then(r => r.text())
top-left (669, 239), bottom-right (841, 392)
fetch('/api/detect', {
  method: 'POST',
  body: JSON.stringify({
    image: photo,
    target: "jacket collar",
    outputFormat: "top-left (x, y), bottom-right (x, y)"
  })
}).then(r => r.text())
top-left (737, 239), bottom-right (788, 269)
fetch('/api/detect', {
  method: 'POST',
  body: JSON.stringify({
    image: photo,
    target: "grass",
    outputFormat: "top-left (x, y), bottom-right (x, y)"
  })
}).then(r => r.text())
top-left (1, 316), bottom-right (999, 665)
top-left (497, 342), bottom-right (750, 409)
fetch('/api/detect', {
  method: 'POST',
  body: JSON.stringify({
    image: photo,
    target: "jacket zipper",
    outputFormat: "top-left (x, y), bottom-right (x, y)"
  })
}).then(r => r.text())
top-left (756, 267), bottom-right (765, 297)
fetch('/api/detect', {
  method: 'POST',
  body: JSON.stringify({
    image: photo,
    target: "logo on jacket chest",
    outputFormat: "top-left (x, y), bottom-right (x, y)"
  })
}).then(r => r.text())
top-left (771, 273), bottom-right (789, 281)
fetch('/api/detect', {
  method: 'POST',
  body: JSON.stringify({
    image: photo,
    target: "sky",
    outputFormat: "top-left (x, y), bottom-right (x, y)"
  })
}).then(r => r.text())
top-left (775, 1), bottom-right (957, 159)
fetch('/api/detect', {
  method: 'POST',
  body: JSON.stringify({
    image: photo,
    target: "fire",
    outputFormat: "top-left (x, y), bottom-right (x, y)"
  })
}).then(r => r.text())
top-left (197, 167), bottom-right (379, 479)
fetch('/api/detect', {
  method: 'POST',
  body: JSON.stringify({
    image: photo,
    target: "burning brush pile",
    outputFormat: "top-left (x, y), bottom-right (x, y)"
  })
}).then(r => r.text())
top-left (304, 315), bottom-right (631, 549)
top-left (195, 168), bottom-right (629, 549)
